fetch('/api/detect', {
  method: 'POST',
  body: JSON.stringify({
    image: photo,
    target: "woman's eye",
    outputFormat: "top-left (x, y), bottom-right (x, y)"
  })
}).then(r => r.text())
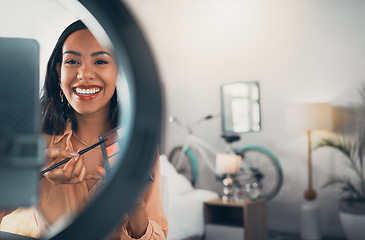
top-left (65, 59), bottom-right (78, 65)
top-left (95, 60), bottom-right (108, 65)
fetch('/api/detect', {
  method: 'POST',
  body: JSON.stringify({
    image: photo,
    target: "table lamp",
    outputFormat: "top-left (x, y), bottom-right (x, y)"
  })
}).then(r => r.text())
top-left (216, 154), bottom-right (241, 201)
top-left (286, 103), bottom-right (333, 240)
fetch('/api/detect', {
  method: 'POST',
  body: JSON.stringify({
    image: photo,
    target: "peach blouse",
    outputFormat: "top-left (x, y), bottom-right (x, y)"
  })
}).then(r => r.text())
top-left (36, 123), bottom-right (168, 239)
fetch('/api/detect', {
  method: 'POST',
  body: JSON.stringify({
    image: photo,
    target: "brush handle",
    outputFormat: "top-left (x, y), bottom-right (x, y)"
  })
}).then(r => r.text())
top-left (40, 157), bottom-right (72, 175)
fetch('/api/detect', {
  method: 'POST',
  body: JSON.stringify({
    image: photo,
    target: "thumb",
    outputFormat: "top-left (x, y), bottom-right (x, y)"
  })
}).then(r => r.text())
top-left (96, 166), bottom-right (106, 178)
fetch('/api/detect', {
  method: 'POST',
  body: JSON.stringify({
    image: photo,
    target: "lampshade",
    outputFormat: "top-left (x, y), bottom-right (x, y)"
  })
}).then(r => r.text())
top-left (286, 103), bottom-right (333, 133)
top-left (215, 154), bottom-right (241, 174)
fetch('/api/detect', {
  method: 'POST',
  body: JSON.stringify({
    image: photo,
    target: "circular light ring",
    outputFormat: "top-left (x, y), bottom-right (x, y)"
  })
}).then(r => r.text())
top-left (49, 1), bottom-right (162, 239)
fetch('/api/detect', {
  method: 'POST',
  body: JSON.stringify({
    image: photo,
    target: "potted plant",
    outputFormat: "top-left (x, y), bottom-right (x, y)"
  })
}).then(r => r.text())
top-left (315, 87), bottom-right (365, 240)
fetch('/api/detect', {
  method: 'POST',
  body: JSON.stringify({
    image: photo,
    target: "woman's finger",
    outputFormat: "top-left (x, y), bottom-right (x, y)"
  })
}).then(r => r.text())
top-left (71, 154), bottom-right (84, 178)
top-left (78, 165), bottom-right (86, 182)
top-left (45, 169), bottom-right (67, 184)
top-left (62, 156), bottom-right (77, 180)
top-left (68, 148), bottom-right (84, 179)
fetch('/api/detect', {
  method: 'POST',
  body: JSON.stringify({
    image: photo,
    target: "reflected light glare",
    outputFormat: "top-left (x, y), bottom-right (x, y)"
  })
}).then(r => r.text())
top-left (57, 0), bottom-right (114, 51)
top-left (168, 116), bottom-right (175, 123)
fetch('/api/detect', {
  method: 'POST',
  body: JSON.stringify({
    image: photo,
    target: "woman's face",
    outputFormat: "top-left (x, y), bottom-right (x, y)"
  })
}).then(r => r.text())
top-left (58, 29), bottom-right (117, 117)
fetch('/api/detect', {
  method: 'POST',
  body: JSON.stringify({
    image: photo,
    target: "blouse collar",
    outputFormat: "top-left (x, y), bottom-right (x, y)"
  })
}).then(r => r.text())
top-left (53, 120), bottom-right (73, 145)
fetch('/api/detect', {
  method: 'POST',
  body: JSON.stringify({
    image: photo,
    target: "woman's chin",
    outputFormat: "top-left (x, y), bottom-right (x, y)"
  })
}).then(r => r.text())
top-left (72, 103), bottom-right (110, 117)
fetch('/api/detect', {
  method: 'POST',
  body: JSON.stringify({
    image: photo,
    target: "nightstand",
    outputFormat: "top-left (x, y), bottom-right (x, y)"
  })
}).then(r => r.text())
top-left (203, 198), bottom-right (266, 240)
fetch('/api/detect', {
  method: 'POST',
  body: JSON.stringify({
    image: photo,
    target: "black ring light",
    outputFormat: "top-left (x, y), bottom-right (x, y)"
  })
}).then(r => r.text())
top-left (49, 0), bottom-right (162, 239)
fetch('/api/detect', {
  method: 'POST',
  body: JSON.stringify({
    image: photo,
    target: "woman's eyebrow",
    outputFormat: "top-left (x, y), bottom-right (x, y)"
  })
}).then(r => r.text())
top-left (91, 51), bottom-right (111, 57)
top-left (63, 50), bottom-right (81, 56)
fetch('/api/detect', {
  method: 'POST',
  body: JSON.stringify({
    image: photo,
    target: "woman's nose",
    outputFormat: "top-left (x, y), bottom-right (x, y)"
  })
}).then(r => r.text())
top-left (77, 63), bottom-right (95, 80)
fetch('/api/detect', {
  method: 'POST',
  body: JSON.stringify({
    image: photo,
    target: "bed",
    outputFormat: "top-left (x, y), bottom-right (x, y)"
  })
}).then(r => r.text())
top-left (160, 155), bottom-right (219, 240)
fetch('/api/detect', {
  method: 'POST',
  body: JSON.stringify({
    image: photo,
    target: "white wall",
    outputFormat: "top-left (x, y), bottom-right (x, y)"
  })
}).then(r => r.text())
top-left (125, 0), bottom-right (365, 237)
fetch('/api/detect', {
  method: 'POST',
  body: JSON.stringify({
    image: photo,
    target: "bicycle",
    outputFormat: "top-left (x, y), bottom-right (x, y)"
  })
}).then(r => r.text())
top-left (168, 115), bottom-right (283, 201)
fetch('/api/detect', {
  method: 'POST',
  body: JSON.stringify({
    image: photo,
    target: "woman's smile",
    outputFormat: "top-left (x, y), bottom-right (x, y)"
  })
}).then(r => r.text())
top-left (72, 85), bottom-right (103, 101)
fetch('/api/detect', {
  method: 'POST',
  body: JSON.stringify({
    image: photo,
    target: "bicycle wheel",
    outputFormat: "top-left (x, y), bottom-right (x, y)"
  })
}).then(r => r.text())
top-left (235, 145), bottom-right (283, 201)
top-left (168, 146), bottom-right (198, 186)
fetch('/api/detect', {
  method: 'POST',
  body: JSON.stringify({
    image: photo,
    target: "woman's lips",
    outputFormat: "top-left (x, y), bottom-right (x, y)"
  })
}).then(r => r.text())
top-left (72, 86), bottom-right (102, 101)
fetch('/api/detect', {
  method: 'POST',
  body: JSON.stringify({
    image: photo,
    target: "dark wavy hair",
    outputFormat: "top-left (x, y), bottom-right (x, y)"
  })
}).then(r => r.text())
top-left (41, 20), bottom-right (119, 135)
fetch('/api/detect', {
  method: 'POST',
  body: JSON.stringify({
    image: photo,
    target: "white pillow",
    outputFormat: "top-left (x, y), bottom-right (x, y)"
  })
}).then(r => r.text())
top-left (160, 154), bottom-right (193, 196)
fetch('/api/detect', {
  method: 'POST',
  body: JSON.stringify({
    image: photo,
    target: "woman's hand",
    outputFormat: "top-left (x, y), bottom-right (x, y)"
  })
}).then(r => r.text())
top-left (43, 148), bottom-right (99, 185)
top-left (95, 166), bottom-right (149, 238)
top-left (128, 196), bottom-right (149, 238)
top-left (127, 178), bottom-right (154, 238)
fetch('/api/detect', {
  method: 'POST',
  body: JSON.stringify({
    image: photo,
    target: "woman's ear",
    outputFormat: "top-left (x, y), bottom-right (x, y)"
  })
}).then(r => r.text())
top-left (56, 63), bottom-right (61, 80)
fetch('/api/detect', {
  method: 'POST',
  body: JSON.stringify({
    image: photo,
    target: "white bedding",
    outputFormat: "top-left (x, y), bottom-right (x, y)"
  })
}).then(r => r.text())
top-left (160, 155), bottom-right (218, 240)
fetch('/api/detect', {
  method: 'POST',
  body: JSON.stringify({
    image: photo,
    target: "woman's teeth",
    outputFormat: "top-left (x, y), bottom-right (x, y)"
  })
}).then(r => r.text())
top-left (74, 87), bottom-right (101, 95)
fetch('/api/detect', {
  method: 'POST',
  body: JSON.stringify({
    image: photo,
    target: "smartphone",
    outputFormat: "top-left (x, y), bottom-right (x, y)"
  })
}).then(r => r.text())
top-left (0, 37), bottom-right (44, 209)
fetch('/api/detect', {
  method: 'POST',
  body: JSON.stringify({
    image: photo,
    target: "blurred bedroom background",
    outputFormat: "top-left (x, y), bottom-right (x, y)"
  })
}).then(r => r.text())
top-left (1, 0), bottom-right (365, 239)
top-left (129, 1), bottom-right (365, 238)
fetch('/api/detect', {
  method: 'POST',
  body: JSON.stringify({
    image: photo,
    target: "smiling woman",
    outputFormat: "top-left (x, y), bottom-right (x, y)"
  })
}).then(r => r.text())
top-left (0, 15), bottom-right (166, 240)
top-left (0, 1), bottom-right (164, 239)
top-left (37, 20), bottom-right (167, 239)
